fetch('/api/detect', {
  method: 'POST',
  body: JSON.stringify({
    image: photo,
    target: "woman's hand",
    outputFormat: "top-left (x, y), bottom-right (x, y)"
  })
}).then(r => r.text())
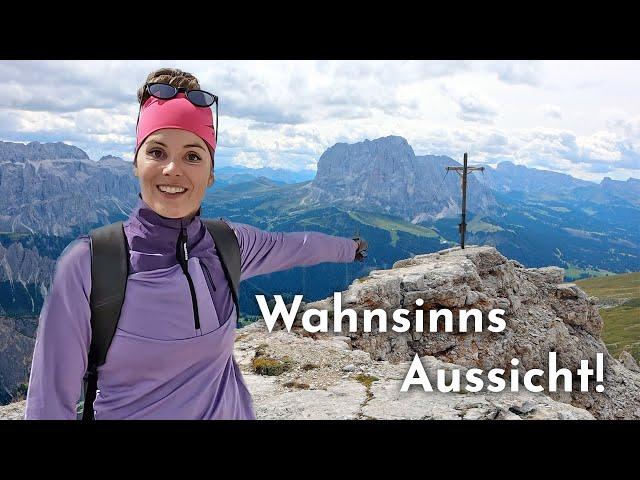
top-left (353, 236), bottom-right (368, 261)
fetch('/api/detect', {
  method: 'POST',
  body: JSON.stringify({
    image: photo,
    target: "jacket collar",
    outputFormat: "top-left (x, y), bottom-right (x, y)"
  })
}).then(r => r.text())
top-left (127, 193), bottom-right (205, 254)
top-left (134, 192), bottom-right (201, 229)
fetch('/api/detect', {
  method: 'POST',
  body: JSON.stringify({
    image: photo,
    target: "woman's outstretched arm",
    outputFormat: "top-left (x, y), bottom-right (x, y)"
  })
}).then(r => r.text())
top-left (223, 221), bottom-right (359, 281)
top-left (24, 236), bottom-right (92, 420)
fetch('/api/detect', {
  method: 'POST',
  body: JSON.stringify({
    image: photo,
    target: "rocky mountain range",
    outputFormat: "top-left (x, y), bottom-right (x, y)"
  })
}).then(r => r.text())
top-left (306, 136), bottom-right (496, 222)
top-left (477, 160), bottom-right (593, 195)
top-left (0, 148), bottom-right (137, 236)
top-left (2, 245), bottom-right (638, 419)
top-left (215, 165), bottom-right (314, 184)
top-left (1, 135), bottom-right (636, 318)
top-left (0, 141), bottom-right (89, 162)
top-left (571, 176), bottom-right (640, 207)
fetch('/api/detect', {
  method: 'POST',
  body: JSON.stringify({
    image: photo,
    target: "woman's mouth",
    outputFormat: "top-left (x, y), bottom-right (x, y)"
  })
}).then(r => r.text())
top-left (156, 185), bottom-right (188, 197)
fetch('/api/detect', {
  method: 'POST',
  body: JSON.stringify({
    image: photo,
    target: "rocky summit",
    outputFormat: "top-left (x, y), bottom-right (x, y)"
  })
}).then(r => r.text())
top-left (232, 246), bottom-right (638, 419)
top-left (2, 245), bottom-right (638, 420)
top-left (272, 246), bottom-right (638, 419)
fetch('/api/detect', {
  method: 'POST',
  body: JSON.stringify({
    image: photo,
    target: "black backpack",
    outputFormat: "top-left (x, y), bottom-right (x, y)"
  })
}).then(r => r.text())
top-left (79, 219), bottom-right (241, 420)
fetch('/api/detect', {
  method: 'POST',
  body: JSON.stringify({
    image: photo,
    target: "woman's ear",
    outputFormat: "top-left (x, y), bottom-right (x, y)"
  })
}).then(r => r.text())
top-left (207, 171), bottom-right (215, 187)
top-left (133, 151), bottom-right (139, 177)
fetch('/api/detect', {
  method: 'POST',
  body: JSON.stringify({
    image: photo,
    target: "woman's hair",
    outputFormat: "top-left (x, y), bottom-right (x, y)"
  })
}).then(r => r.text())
top-left (136, 67), bottom-right (201, 106)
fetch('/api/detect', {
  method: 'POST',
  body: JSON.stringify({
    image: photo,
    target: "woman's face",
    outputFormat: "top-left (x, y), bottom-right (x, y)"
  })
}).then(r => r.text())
top-left (134, 128), bottom-right (214, 219)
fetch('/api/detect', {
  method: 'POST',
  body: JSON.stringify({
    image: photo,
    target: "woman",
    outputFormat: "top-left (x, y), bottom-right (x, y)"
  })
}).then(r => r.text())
top-left (24, 67), bottom-right (368, 420)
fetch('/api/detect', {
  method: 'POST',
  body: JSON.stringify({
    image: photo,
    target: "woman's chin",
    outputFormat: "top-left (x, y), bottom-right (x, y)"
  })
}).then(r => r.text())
top-left (151, 200), bottom-right (190, 219)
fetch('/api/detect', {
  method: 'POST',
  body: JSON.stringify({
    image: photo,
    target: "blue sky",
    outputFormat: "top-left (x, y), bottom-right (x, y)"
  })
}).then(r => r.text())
top-left (0, 60), bottom-right (638, 182)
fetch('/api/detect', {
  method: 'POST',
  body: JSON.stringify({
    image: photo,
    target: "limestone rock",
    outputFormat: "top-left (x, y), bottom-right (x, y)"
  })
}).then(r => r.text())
top-left (0, 400), bottom-right (26, 420)
top-left (619, 351), bottom-right (640, 373)
top-left (296, 246), bottom-right (640, 420)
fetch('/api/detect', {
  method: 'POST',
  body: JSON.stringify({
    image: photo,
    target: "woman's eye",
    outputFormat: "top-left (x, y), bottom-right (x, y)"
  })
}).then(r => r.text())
top-left (148, 149), bottom-right (164, 159)
top-left (187, 153), bottom-right (201, 163)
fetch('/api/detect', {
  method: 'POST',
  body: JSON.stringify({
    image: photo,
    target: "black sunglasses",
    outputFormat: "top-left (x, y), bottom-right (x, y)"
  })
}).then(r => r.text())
top-left (136, 82), bottom-right (219, 143)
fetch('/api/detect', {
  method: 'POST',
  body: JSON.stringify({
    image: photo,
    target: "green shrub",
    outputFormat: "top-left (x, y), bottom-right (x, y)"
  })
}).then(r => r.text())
top-left (252, 356), bottom-right (292, 376)
top-left (283, 381), bottom-right (310, 390)
top-left (355, 374), bottom-right (379, 389)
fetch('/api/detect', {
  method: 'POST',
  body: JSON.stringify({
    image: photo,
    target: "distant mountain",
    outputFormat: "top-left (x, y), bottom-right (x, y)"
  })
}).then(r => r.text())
top-left (0, 241), bottom-right (57, 319)
top-left (215, 165), bottom-right (314, 184)
top-left (0, 154), bottom-right (137, 236)
top-left (477, 160), bottom-right (594, 196)
top-left (307, 136), bottom-right (495, 222)
top-left (0, 141), bottom-right (89, 162)
top-left (571, 177), bottom-right (640, 207)
top-left (0, 315), bottom-right (37, 404)
top-left (97, 155), bottom-right (131, 168)
top-left (204, 135), bottom-right (639, 283)
top-left (0, 144), bottom-right (139, 317)
top-left (212, 176), bottom-right (286, 195)
top-left (215, 173), bottom-right (286, 188)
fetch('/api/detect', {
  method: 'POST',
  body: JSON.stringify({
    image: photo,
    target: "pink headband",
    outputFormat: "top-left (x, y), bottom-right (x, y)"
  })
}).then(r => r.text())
top-left (135, 93), bottom-right (216, 164)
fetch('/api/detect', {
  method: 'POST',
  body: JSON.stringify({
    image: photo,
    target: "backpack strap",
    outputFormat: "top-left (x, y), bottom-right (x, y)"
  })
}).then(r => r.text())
top-left (82, 221), bottom-right (129, 421)
top-left (202, 219), bottom-right (241, 319)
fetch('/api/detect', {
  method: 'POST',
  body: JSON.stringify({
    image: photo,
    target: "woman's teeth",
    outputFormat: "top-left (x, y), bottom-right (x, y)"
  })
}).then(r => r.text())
top-left (158, 185), bottom-right (186, 194)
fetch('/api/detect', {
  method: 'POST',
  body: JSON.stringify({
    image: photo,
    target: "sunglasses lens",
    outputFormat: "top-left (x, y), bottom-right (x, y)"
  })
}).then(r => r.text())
top-left (148, 83), bottom-right (177, 99)
top-left (188, 90), bottom-right (215, 107)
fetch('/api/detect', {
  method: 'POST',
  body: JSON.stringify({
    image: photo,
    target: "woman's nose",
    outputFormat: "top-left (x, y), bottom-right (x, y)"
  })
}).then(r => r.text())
top-left (162, 159), bottom-right (182, 175)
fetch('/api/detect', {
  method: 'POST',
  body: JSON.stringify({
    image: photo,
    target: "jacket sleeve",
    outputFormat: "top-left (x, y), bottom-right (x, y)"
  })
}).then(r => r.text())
top-left (223, 221), bottom-right (358, 281)
top-left (24, 236), bottom-right (92, 420)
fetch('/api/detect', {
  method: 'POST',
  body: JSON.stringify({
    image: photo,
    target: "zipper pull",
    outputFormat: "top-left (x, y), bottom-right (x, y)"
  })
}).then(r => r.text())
top-left (182, 227), bottom-right (189, 262)
top-left (176, 226), bottom-right (189, 273)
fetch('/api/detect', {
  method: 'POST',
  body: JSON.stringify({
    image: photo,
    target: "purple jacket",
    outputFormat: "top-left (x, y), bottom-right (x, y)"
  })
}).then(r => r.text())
top-left (24, 196), bottom-right (357, 419)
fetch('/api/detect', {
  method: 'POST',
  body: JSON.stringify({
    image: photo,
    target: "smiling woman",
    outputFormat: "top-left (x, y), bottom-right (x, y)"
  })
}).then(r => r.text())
top-left (23, 67), bottom-right (369, 420)
top-left (132, 68), bottom-right (218, 220)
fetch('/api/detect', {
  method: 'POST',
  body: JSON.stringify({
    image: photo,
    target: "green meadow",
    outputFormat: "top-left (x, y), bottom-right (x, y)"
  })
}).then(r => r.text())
top-left (575, 272), bottom-right (640, 363)
top-left (347, 211), bottom-right (441, 247)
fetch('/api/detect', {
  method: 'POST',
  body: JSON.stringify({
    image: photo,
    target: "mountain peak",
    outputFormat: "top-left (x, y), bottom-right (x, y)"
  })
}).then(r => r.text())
top-left (600, 176), bottom-right (640, 185)
top-left (331, 135), bottom-right (411, 150)
top-left (309, 136), bottom-right (494, 221)
top-left (96, 155), bottom-right (132, 171)
top-left (0, 141), bottom-right (89, 162)
top-left (99, 155), bottom-right (125, 162)
top-left (368, 134), bottom-right (410, 145)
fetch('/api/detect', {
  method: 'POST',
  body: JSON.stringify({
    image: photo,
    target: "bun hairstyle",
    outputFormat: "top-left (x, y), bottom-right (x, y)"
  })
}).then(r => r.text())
top-left (136, 67), bottom-right (201, 107)
top-left (134, 67), bottom-right (214, 183)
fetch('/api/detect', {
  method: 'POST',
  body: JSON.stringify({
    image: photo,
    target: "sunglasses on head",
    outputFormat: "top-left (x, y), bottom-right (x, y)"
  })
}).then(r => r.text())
top-left (136, 82), bottom-right (219, 142)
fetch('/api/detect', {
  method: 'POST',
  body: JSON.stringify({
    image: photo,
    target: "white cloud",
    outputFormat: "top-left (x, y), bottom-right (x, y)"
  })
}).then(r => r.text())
top-left (576, 131), bottom-right (621, 162)
top-left (540, 104), bottom-right (562, 120)
top-left (233, 151), bottom-right (265, 168)
top-left (439, 85), bottom-right (499, 124)
top-left (0, 60), bottom-right (637, 181)
top-left (455, 94), bottom-right (498, 124)
top-left (492, 61), bottom-right (542, 86)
